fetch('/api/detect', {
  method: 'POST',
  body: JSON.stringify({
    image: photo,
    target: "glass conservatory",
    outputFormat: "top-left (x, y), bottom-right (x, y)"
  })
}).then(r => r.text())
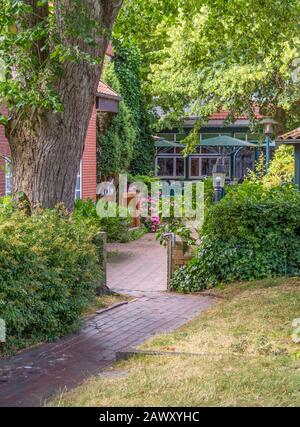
top-left (154, 135), bottom-right (258, 181)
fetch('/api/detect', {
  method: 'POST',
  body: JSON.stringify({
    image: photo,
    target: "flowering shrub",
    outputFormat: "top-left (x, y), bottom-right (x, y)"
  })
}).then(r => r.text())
top-left (140, 194), bottom-right (161, 232)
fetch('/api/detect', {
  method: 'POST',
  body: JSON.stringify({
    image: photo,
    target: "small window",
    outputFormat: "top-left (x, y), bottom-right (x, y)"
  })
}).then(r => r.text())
top-left (75, 161), bottom-right (82, 200)
top-left (189, 157), bottom-right (201, 179)
top-left (200, 133), bottom-right (220, 140)
top-left (234, 133), bottom-right (247, 141)
top-left (156, 157), bottom-right (174, 178)
top-left (176, 158), bottom-right (185, 177)
top-left (156, 156), bottom-right (185, 178)
top-left (5, 159), bottom-right (12, 195)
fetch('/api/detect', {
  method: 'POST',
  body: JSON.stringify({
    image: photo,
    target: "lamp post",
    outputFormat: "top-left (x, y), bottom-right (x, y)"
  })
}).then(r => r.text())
top-left (259, 117), bottom-right (277, 174)
top-left (212, 163), bottom-right (226, 202)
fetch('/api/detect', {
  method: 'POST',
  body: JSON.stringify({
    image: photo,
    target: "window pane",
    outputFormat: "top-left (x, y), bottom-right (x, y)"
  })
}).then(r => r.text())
top-left (200, 146), bottom-right (220, 155)
top-left (201, 157), bottom-right (218, 176)
top-left (201, 133), bottom-right (220, 140)
top-left (176, 158), bottom-right (185, 177)
top-left (157, 157), bottom-right (174, 177)
top-left (190, 158), bottom-right (200, 177)
top-left (5, 160), bottom-right (12, 195)
top-left (75, 162), bottom-right (82, 200)
top-left (157, 147), bottom-right (175, 154)
top-left (175, 133), bottom-right (188, 142)
top-left (234, 133), bottom-right (247, 141)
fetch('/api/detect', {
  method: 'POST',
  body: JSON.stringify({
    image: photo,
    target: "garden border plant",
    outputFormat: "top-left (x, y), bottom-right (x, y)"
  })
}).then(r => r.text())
top-left (0, 198), bottom-right (105, 356)
top-left (171, 181), bottom-right (300, 293)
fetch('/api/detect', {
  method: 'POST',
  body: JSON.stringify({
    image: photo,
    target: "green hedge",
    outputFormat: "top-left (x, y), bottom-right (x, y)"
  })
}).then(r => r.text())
top-left (74, 198), bottom-right (133, 243)
top-left (0, 204), bottom-right (103, 355)
top-left (171, 182), bottom-right (300, 292)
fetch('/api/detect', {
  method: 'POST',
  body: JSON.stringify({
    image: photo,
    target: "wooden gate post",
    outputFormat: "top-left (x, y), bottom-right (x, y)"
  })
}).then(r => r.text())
top-left (164, 233), bottom-right (176, 290)
top-left (99, 231), bottom-right (107, 288)
top-left (94, 231), bottom-right (107, 295)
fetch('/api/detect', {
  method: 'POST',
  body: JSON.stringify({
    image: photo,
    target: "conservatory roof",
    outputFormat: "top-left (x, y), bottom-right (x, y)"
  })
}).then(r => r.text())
top-left (154, 138), bottom-right (185, 148)
top-left (155, 135), bottom-right (257, 149)
top-left (199, 135), bottom-right (257, 147)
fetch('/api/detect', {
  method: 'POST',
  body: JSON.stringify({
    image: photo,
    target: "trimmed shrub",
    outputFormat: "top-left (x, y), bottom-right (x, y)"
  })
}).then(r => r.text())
top-left (0, 204), bottom-right (103, 355)
top-left (74, 198), bottom-right (132, 243)
top-left (171, 182), bottom-right (300, 292)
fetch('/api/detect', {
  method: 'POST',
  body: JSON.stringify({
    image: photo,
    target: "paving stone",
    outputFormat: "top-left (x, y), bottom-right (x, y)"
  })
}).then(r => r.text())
top-left (0, 233), bottom-right (215, 407)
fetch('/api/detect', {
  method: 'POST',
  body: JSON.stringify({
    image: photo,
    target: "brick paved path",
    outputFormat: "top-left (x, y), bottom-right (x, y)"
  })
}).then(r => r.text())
top-left (0, 234), bottom-right (215, 407)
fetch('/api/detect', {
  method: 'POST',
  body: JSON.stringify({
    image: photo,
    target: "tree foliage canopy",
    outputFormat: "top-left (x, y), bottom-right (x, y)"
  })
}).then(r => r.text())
top-left (0, 1), bottom-right (121, 123)
top-left (116, 0), bottom-right (300, 134)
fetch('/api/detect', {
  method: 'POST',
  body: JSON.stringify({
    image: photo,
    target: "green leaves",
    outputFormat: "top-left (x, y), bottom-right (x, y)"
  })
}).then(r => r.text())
top-left (171, 182), bottom-right (300, 293)
top-left (0, 201), bottom-right (103, 356)
top-left (118, 0), bottom-right (300, 131)
top-left (0, 1), bottom-right (110, 121)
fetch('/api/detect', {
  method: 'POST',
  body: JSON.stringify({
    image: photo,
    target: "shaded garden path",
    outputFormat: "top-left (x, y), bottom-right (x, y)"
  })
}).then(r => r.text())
top-left (0, 234), bottom-right (215, 407)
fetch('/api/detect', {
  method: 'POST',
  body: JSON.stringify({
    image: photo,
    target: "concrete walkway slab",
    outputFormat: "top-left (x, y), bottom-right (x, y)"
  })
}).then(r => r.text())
top-left (0, 234), bottom-right (215, 407)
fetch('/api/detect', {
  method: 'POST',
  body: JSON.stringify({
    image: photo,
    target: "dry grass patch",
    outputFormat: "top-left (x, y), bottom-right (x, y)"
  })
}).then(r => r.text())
top-left (142, 277), bottom-right (300, 357)
top-left (50, 278), bottom-right (300, 407)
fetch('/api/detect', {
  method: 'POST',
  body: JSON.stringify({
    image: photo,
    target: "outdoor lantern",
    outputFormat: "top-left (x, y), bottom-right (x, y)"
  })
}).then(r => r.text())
top-left (260, 117), bottom-right (278, 137)
top-left (212, 163), bottom-right (226, 189)
top-left (212, 163), bottom-right (226, 202)
top-left (259, 117), bottom-right (277, 174)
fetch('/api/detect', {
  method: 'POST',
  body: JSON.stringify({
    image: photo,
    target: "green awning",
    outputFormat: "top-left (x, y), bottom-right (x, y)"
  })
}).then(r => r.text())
top-left (199, 135), bottom-right (257, 147)
top-left (154, 139), bottom-right (185, 148)
top-left (155, 135), bottom-right (257, 149)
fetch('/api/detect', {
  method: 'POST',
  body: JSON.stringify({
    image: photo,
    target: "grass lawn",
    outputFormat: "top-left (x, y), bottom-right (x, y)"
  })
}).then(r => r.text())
top-left (51, 277), bottom-right (300, 407)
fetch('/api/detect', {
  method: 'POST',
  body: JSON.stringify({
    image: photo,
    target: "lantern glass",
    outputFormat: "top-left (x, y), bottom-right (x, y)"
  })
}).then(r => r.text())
top-left (260, 118), bottom-right (277, 137)
top-left (212, 164), bottom-right (226, 188)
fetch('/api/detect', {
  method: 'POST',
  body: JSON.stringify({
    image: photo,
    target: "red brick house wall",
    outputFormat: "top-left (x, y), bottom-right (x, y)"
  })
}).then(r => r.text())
top-left (0, 104), bottom-right (97, 201)
top-left (0, 105), bottom-right (9, 196)
top-left (82, 105), bottom-right (97, 201)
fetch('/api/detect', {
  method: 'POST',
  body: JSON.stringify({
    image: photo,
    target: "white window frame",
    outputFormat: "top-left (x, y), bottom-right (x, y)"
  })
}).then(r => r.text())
top-left (5, 159), bottom-right (12, 195)
top-left (155, 156), bottom-right (185, 179)
top-left (75, 161), bottom-right (82, 200)
top-left (189, 156), bottom-right (202, 179)
top-left (189, 155), bottom-right (231, 180)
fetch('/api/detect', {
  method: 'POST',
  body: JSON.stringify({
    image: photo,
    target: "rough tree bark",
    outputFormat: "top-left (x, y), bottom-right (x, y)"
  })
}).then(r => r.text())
top-left (5, 0), bottom-right (123, 210)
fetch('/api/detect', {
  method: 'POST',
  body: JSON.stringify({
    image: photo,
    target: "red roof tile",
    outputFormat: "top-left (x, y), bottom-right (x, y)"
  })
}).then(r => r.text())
top-left (97, 81), bottom-right (121, 100)
top-left (277, 127), bottom-right (300, 140)
top-left (209, 108), bottom-right (264, 120)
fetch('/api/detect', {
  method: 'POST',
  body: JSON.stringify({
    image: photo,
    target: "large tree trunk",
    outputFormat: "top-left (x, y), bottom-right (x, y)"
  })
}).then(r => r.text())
top-left (5, 0), bottom-right (123, 210)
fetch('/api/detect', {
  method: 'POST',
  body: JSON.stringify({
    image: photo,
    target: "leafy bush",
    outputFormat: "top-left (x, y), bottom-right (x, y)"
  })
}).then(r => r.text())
top-left (114, 41), bottom-right (155, 175)
top-left (171, 182), bottom-right (300, 292)
top-left (156, 178), bottom-right (214, 245)
top-left (74, 198), bottom-right (133, 243)
top-left (0, 205), bottom-right (103, 355)
top-left (128, 174), bottom-right (158, 191)
top-left (248, 146), bottom-right (294, 189)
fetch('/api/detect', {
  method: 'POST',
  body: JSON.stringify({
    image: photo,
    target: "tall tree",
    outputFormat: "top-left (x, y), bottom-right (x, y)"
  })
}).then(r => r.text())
top-left (149, 0), bottom-right (300, 135)
top-left (0, 0), bottom-right (123, 210)
top-left (116, 0), bottom-right (300, 137)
